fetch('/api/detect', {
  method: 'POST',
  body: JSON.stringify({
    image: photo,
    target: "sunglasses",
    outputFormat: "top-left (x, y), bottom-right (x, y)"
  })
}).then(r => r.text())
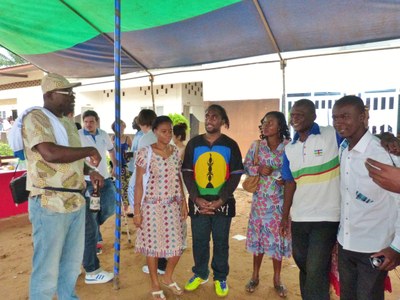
top-left (54, 90), bottom-right (75, 96)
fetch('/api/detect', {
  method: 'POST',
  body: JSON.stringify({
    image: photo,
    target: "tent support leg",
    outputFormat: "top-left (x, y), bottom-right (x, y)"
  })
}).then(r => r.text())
top-left (281, 59), bottom-right (287, 115)
top-left (113, 0), bottom-right (122, 290)
top-left (252, 0), bottom-right (287, 114)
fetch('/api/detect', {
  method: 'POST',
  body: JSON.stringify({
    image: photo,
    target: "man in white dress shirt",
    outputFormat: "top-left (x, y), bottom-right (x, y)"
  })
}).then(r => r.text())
top-left (332, 95), bottom-right (400, 300)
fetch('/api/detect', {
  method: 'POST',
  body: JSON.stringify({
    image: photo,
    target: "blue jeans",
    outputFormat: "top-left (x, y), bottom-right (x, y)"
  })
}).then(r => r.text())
top-left (190, 215), bottom-right (232, 281)
top-left (83, 178), bottom-right (115, 272)
top-left (291, 221), bottom-right (339, 300)
top-left (338, 244), bottom-right (387, 300)
top-left (29, 195), bottom-right (85, 300)
top-left (82, 196), bottom-right (100, 273)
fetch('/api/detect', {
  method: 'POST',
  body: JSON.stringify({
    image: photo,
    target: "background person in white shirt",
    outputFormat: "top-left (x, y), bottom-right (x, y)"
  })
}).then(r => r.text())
top-left (137, 109), bottom-right (157, 149)
top-left (2, 117), bottom-right (11, 131)
top-left (332, 95), bottom-right (400, 300)
top-left (78, 110), bottom-right (116, 284)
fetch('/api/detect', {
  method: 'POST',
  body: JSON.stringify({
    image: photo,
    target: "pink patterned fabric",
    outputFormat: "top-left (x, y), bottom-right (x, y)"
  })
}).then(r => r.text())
top-left (135, 146), bottom-right (184, 257)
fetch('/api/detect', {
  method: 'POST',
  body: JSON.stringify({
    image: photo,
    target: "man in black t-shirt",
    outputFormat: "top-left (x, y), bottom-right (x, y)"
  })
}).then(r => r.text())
top-left (182, 104), bottom-right (243, 298)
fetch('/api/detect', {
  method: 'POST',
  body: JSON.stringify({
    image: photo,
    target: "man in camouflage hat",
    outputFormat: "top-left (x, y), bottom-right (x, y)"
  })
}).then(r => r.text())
top-left (23, 73), bottom-right (103, 299)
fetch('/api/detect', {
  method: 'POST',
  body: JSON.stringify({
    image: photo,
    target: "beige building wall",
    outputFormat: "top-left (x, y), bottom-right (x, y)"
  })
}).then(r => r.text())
top-left (205, 99), bottom-right (280, 156)
top-left (75, 82), bottom-right (203, 134)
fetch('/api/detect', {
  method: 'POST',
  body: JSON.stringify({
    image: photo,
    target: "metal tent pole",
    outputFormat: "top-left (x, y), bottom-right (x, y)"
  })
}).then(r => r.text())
top-left (113, 0), bottom-right (122, 290)
top-left (252, 0), bottom-right (287, 115)
top-left (281, 60), bottom-right (287, 115)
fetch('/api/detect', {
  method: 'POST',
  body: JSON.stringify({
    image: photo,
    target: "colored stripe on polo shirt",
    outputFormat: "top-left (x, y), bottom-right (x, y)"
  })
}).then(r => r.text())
top-left (292, 156), bottom-right (340, 185)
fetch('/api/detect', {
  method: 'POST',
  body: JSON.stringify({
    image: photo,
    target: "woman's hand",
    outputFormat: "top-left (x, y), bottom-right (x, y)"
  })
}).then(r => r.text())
top-left (133, 214), bottom-right (142, 229)
top-left (258, 165), bottom-right (273, 176)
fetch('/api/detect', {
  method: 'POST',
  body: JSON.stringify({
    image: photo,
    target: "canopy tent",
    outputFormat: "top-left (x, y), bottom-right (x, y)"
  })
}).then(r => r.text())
top-left (1, 0), bottom-right (400, 78)
top-left (2, 0), bottom-right (400, 289)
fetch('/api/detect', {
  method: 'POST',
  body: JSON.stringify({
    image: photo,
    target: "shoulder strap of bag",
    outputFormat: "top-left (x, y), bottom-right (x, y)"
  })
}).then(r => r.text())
top-left (11, 159), bottom-right (28, 180)
top-left (146, 145), bottom-right (152, 174)
top-left (254, 140), bottom-right (261, 165)
top-left (11, 160), bottom-right (20, 179)
top-left (141, 145), bottom-right (153, 204)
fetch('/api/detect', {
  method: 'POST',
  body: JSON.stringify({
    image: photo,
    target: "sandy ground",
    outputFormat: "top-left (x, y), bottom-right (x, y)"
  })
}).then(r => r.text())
top-left (0, 189), bottom-right (399, 300)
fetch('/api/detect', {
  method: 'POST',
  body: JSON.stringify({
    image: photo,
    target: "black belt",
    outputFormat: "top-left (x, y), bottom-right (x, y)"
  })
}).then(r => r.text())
top-left (34, 185), bottom-right (85, 194)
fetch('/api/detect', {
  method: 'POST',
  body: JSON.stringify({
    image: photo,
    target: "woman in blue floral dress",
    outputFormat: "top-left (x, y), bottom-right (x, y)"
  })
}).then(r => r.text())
top-left (244, 111), bottom-right (291, 297)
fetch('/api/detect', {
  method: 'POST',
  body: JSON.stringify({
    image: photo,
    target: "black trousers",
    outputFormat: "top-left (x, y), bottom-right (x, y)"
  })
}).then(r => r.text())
top-left (291, 221), bottom-right (339, 300)
top-left (338, 244), bottom-right (387, 300)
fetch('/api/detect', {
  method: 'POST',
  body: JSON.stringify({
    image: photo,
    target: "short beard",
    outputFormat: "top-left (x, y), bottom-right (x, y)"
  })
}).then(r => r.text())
top-left (206, 127), bottom-right (220, 134)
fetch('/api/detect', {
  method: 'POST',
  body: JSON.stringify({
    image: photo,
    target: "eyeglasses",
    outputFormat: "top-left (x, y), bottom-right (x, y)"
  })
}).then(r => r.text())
top-left (54, 90), bottom-right (75, 96)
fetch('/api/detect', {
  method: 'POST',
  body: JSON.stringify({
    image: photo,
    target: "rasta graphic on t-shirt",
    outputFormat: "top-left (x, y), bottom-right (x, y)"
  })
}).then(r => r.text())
top-left (206, 153), bottom-right (214, 188)
top-left (194, 145), bottom-right (230, 196)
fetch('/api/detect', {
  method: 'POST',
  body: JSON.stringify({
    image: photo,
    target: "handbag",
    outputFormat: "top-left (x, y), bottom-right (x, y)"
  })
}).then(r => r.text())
top-left (9, 162), bottom-right (30, 204)
top-left (242, 140), bottom-right (261, 193)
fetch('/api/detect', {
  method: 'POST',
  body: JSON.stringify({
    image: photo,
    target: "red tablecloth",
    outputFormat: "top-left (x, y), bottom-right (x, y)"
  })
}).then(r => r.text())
top-left (0, 170), bottom-right (28, 218)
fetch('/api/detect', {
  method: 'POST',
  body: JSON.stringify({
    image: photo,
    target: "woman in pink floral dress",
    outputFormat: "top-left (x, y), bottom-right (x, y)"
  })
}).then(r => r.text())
top-left (244, 111), bottom-right (292, 297)
top-left (133, 116), bottom-right (188, 300)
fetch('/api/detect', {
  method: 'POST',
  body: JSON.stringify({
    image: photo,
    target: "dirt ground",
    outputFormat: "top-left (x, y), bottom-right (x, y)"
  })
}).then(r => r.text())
top-left (0, 189), bottom-right (399, 300)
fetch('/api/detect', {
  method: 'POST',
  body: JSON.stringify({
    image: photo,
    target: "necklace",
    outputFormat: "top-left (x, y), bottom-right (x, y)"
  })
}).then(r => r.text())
top-left (154, 144), bottom-right (170, 153)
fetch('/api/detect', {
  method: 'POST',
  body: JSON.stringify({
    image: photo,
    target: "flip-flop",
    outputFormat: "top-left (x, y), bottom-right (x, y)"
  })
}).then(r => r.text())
top-left (274, 284), bottom-right (288, 298)
top-left (245, 278), bottom-right (259, 293)
top-left (161, 281), bottom-right (184, 296)
top-left (151, 290), bottom-right (166, 299)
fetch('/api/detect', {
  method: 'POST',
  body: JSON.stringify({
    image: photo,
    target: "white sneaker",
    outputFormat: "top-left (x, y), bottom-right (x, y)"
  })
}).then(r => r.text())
top-left (85, 270), bottom-right (114, 284)
top-left (142, 265), bottom-right (165, 275)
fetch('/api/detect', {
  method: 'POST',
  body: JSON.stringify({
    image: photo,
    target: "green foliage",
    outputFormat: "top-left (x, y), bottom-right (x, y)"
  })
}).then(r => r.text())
top-left (0, 48), bottom-right (27, 67)
top-left (0, 142), bottom-right (13, 156)
top-left (168, 113), bottom-right (190, 130)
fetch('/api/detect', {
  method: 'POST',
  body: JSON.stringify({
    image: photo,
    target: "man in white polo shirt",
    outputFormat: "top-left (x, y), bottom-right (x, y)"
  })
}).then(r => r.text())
top-left (280, 99), bottom-right (341, 300)
top-left (333, 95), bottom-right (400, 300)
top-left (79, 110), bottom-right (116, 284)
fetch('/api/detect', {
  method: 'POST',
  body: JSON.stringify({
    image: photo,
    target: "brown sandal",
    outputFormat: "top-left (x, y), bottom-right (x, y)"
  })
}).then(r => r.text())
top-left (245, 278), bottom-right (259, 293)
